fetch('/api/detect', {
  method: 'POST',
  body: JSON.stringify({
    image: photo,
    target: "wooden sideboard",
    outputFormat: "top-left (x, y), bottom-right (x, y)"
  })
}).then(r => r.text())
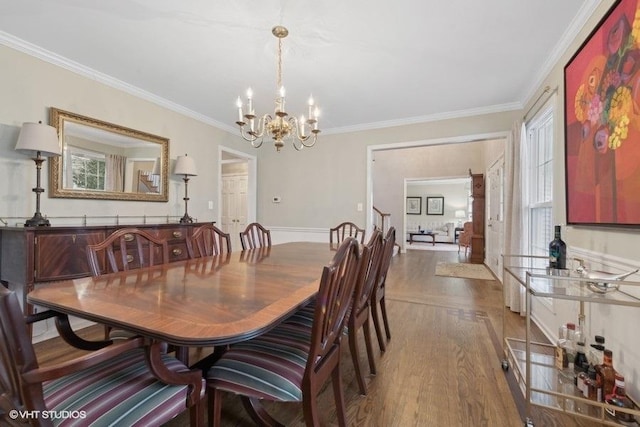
top-left (0, 222), bottom-right (212, 317)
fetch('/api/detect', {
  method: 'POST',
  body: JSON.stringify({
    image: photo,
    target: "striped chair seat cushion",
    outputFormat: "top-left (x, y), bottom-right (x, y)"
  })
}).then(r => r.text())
top-left (284, 300), bottom-right (351, 335)
top-left (43, 348), bottom-right (205, 427)
top-left (282, 300), bottom-right (316, 329)
top-left (207, 322), bottom-right (314, 402)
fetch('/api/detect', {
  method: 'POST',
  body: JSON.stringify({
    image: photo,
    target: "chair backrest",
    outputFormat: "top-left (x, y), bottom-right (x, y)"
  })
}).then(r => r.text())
top-left (352, 229), bottom-right (384, 316)
top-left (459, 221), bottom-right (473, 246)
top-left (186, 223), bottom-right (231, 258)
top-left (239, 222), bottom-right (272, 250)
top-left (305, 237), bottom-right (361, 383)
top-left (0, 286), bottom-right (46, 420)
top-left (329, 221), bottom-right (365, 246)
top-left (376, 226), bottom-right (396, 291)
top-left (86, 228), bottom-right (170, 276)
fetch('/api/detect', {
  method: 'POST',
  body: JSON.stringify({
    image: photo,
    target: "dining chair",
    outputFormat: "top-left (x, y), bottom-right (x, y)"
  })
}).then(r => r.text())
top-left (86, 228), bottom-right (170, 340)
top-left (283, 230), bottom-right (383, 395)
top-left (371, 226), bottom-right (395, 352)
top-left (458, 221), bottom-right (473, 255)
top-left (239, 222), bottom-right (272, 250)
top-left (206, 237), bottom-right (362, 427)
top-left (330, 221), bottom-right (366, 246)
top-left (347, 228), bottom-right (384, 394)
top-left (0, 287), bottom-right (205, 427)
top-left (186, 223), bottom-right (232, 258)
top-left (86, 227), bottom-right (170, 276)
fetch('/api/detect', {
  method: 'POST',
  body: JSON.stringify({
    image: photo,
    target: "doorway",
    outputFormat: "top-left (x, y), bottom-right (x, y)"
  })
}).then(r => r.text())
top-left (218, 147), bottom-right (257, 250)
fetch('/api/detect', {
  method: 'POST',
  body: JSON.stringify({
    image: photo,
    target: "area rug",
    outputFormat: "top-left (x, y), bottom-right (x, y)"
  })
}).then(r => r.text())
top-left (435, 262), bottom-right (495, 280)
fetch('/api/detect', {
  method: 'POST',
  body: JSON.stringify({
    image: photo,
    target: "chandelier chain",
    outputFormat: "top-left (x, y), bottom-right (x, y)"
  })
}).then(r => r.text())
top-left (277, 37), bottom-right (283, 89)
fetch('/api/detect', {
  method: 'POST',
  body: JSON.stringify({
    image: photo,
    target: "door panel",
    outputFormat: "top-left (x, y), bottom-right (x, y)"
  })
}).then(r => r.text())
top-left (222, 174), bottom-right (248, 251)
top-left (486, 157), bottom-right (505, 278)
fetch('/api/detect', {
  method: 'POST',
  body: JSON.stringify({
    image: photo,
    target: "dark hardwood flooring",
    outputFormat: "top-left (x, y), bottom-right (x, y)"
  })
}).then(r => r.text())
top-left (33, 248), bottom-right (601, 426)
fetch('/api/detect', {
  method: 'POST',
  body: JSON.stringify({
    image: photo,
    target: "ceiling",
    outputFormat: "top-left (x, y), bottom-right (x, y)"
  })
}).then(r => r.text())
top-left (0, 0), bottom-right (596, 134)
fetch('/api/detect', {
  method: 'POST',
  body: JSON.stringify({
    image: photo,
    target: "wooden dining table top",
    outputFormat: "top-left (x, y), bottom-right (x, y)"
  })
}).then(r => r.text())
top-left (27, 242), bottom-right (335, 347)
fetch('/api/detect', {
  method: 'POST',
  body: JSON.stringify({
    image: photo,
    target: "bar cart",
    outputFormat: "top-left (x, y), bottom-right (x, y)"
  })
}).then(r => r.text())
top-left (502, 255), bottom-right (640, 426)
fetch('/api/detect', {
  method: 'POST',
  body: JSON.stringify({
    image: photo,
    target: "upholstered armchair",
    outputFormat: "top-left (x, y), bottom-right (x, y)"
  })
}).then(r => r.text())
top-left (458, 221), bottom-right (472, 255)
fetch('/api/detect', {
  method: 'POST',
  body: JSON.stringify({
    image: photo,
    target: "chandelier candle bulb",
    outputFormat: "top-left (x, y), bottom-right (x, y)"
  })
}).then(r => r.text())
top-left (246, 88), bottom-right (253, 114)
top-left (308, 96), bottom-right (314, 118)
top-left (299, 116), bottom-right (306, 137)
top-left (236, 97), bottom-right (243, 122)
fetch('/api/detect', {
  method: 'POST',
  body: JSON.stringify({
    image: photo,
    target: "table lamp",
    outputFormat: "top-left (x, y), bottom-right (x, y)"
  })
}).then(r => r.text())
top-left (14, 121), bottom-right (61, 227)
top-left (455, 210), bottom-right (466, 227)
top-left (174, 154), bottom-right (197, 223)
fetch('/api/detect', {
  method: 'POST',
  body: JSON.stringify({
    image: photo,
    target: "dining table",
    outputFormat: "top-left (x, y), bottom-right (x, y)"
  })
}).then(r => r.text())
top-left (27, 242), bottom-right (335, 352)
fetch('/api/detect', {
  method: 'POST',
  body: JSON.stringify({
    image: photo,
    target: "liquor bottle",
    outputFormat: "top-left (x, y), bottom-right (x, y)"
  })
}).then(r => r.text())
top-left (599, 349), bottom-right (617, 398)
top-left (586, 366), bottom-right (601, 402)
top-left (549, 225), bottom-right (567, 269)
top-left (605, 373), bottom-right (635, 422)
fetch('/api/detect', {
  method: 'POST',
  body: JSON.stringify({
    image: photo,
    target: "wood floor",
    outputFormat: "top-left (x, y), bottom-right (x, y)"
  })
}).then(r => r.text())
top-left (33, 248), bottom-right (601, 426)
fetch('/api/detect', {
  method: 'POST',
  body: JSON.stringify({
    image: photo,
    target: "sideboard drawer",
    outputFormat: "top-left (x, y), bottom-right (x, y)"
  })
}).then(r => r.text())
top-left (34, 231), bottom-right (106, 281)
top-left (155, 226), bottom-right (191, 242)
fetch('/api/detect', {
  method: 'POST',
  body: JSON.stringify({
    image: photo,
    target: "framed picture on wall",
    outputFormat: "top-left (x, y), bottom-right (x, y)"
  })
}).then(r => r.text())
top-left (406, 197), bottom-right (421, 215)
top-left (564, 0), bottom-right (640, 226)
top-left (426, 196), bottom-right (444, 215)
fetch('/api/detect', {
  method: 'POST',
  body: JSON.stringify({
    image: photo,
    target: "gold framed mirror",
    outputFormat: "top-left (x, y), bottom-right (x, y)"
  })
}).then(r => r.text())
top-left (49, 108), bottom-right (169, 201)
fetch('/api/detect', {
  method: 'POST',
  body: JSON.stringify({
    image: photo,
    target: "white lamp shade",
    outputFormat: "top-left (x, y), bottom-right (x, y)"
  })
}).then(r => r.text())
top-left (455, 210), bottom-right (466, 218)
top-left (15, 122), bottom-right (61, 157)
top-left (174, 155), bottom-right (197, 176)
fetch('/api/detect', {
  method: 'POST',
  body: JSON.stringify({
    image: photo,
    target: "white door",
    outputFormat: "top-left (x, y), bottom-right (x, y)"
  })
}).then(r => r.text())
top-left (486, 157), bottom-right (505, 278)
top-left (222, 174), bottom-right (248, 250)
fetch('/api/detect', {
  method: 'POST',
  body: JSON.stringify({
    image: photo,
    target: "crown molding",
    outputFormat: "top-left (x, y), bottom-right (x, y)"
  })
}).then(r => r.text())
top-left (322, 102), bottom-right (522, 135)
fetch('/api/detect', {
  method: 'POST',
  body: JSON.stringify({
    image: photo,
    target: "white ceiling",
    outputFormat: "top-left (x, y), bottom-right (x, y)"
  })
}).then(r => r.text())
top-left (0, 0), bottom-right (597, 134)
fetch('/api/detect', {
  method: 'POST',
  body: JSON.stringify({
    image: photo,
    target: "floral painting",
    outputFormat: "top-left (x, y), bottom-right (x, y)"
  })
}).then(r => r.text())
top-left (565, 0), bottom-right (640, 226)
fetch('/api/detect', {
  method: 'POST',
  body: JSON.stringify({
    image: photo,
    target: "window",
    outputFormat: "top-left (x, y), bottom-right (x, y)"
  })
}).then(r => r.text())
top-left (63, 146), bottom-right (106, 191)
top-left (525, 106), bottom-right (554, 258)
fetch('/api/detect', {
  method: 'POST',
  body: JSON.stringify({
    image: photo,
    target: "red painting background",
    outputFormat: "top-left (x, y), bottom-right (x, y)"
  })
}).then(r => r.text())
top-left (565, 0), bottom-right (640, 226)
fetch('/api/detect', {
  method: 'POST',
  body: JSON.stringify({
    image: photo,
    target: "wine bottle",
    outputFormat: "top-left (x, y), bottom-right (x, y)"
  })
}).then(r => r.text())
top-left (549, 225), bottom-right (567, 269)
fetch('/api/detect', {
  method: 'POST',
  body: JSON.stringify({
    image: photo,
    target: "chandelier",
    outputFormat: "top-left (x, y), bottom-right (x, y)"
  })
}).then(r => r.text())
top-left (235, 26), bottom-right (320, 152)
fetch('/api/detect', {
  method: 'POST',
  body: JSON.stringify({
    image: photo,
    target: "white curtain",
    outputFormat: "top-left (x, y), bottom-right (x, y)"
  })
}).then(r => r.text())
top-left (106, 154), bottom-right (126, 192)
top-left (503, 121), bottom-right (526, 315)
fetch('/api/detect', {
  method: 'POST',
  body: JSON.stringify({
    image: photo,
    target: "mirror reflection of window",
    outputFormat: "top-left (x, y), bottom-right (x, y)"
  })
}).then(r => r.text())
top-left (65, 146), bottom-right (106, 191)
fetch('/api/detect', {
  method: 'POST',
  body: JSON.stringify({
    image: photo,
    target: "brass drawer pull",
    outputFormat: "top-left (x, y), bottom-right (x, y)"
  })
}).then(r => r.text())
top-left (126, 254), bottom-right (134, 263)
top-left (173, 231), bottom-right (183, 238)
top-left (123, 234), bottom-right (134, 242)
top-left (172, 248), bottom-right (183, 256)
